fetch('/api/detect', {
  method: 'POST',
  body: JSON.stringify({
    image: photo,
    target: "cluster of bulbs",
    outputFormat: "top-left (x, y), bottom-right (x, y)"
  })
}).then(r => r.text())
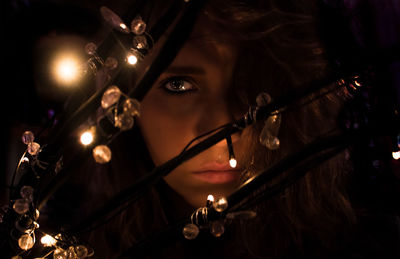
top-left (80, 84), bottom-right (142, 164)
top-left (182, 194), bottom-right (257, 240)
top-left (182, 195), bottom-right (229, 240)
top-left (5, 131), bottom-right (93, 259)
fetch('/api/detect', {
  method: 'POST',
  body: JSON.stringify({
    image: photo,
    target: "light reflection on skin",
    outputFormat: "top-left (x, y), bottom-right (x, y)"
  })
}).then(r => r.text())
top-left (138, 19), bottom-right (246, 208)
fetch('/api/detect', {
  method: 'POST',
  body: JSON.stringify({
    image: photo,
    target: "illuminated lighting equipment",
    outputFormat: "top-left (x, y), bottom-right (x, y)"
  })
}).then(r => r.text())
top-left (393, 151), bottom-right (400, 160)
top-left (52, 52), bottom-right (82, 86)
top-left (40, 234), bottom-right (57, 247)
top-left (226, 136), bottom-right (237, 168)
top-left (80, 130), bottom-right (94, 146)
top-left (126, 52), bottom-right (138, 65)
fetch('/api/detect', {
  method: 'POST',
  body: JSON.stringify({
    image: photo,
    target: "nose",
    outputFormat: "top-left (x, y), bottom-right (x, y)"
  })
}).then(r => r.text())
top-left (195, 96), bottom-right (235, 136)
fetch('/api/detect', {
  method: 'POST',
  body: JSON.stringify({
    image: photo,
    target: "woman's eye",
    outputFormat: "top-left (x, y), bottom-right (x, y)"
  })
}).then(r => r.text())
top-left (162, 78), bottom-right (197, 93)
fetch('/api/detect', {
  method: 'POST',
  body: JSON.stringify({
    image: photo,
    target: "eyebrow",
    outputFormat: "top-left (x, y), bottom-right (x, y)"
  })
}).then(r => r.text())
top-left (164, 66), bottom-right (206, 75)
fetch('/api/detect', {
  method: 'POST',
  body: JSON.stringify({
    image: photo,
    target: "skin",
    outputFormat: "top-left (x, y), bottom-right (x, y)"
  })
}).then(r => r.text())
top-left (138, 19), bottom-right (246, 208)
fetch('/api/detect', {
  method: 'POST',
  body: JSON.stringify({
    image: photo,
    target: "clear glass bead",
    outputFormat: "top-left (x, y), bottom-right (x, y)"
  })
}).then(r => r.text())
top-left (84, 42), bottom-right (97, 55)
top-left (101, 85), bottom-right (121, 109)
top-left (22, 131), bottom-right (35, 144)
top-left (133, 35), bottom-right (148, 49)
top-left (265, 113), bottom-right (281, 135)
top-left (66, 246), bottom-right (77, 259)
top-left (182, 223), bottom-right (199, 240)
top-left (212, 197), bottom-right (228, 212)
top-left (210, 220), bottom-right (225, 237)
top-left (20, 186), bottom-right (34, 202)
top-left (104, 57), bottom-right (118, 70)
top-left (130, 16), bottom-right (146, 35)
top-left (259, 128), bottom-right (280, 150)
top-left (53, 248), bottom-right (67, 259)
top-left (13, 198), bottom-right (29, 214)
top-left (18, 234), bottom-right (34, 250)
top-left (75, 245), bottom-right (88, 258)
top-left (27, 142), bottom-right (41, 155)
top-left (259, 113), bottom-right (281, 150)
top-left (256, 92), bottom-right (272, 106)
top-left (123, 98), bottom-right (141, 117)
top-left (115, 113), bottom-right (134, 131)
top-left (92, 145), bottom-right (112, 164)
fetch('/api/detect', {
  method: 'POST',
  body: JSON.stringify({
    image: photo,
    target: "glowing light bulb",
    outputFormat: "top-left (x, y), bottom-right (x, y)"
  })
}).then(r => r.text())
top-left (119, 23), bottom-right (128, 30)
top-left (41, 234), bottom-right (57, 247)
top-left (392, 151), bottom-right (400, 160)
top-left (80, 130), bottom-right (94, 146)
top-left (229, 157), bottom-right (237, 168)
top-left (52, 53), bottom-right (82, 86)
top-left (126, 53), bottom-right (138, 65)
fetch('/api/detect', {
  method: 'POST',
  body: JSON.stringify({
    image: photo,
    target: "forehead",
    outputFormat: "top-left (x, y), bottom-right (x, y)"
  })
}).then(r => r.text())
top-left (173, 15), bottom-right (237, 67)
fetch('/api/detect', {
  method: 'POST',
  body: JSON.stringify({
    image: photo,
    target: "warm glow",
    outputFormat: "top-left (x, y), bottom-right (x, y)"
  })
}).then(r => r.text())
top-left (393, 151), bottom-right (400, 160)
top-left (126, 53), bottom-right (138, 65)
top-left (80, 130), bottom-right (94, 146)
top-left (229, 158), bottom-right (237, 168)
top-left (40, 234), bottom-right (57, 247)
top-left (120, 23), bottom-right (127, 30)
top-left (207, 194), bottom-right (214, 203)
top-left (52, 53), bottom-right (81, 85)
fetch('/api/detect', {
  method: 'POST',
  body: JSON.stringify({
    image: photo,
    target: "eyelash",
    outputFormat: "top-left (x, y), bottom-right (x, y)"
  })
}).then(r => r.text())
top-left (160, 76), bottom-right (198, 94)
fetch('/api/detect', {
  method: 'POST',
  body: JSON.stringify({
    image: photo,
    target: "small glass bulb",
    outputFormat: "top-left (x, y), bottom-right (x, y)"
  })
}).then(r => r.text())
top-left (126, 53), bottom-right (138, 65)
top-left (41, 234), bottom-right (57, 247)
top-left (92, 145), bottom-right (112, 164)
top-left (84, 42), bottom-right (97, 55)
top-left (182, 223), bottom-right (199, 240)
top-left (130, 16), bottom-right (146, 35)
top-left (213, 197), bottom-right (228, 212)
top-left (101, 85), bottom-right (121, 109)
top-left (207, 194), bottom-right (214, 203)
top-left (18, 234), bottom-right (34, 250)
top-left (53, 248), bottom-right (67, 259)
top-left (123, 98), bottom-right (141, 117)
top-left (75, 245), bottom-right (88, 258)
top-left (104, 57), bottom-right (118, 70)
top-left (210, 220), bottom-right (225, 237)
top-left (27, 142), bottom-right (41, 156)
top-left (22, 131), bottom-right (35, 145)
top-left (229, 157), bottom-right (237, 168)
top-left (20, 186), bottom-right (34, 202)
top-left (80, 130), bottom-right (94, 146)
top-left (13, 199), bottom-right (29, 215)
top-left (115, 113), bottom-right (134, 131)
top-left (393, 151), bottom-right (400, 160)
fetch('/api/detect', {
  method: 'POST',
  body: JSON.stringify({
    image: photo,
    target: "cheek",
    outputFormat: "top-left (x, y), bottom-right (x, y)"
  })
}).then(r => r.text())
top-left (138, 92), bottom-right (198, 165)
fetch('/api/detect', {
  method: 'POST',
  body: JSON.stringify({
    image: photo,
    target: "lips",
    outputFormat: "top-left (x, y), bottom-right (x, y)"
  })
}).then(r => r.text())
top-left (192, 162), bottom-right (241, 184)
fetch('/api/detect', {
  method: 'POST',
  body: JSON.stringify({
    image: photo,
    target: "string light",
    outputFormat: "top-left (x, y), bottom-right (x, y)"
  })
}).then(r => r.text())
top-left (393, 151), bottom-right (400, 160)
top-left (80, 129), bottom-right (94, 146)
top-left (126, 53), bottom-right (138, 66)
top-left (226, 136), bottom-right (237, 168)
top-left (40, 234), bottom-right (57, 247)
top-left (52, 52), bottom-right (82, 86)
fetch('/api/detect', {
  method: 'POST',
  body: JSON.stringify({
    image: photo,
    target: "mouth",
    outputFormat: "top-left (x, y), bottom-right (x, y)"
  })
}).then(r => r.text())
top-left (192, 163), bottom-right (241, 184)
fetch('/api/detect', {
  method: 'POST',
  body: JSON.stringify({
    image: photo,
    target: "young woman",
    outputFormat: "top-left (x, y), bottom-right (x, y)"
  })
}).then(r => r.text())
top-left (12, 0), bottom-right (399, 258)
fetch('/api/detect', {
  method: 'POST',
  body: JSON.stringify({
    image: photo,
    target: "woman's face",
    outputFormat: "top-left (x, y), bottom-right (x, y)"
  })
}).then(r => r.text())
top-left (138, 23), bottom-right (245, 208)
